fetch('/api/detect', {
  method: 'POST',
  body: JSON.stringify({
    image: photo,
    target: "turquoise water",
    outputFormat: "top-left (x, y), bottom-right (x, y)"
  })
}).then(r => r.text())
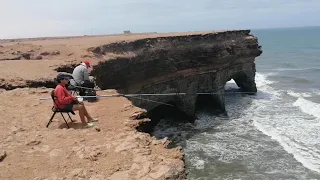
top-left (153, 27), bottom-right (320, 179)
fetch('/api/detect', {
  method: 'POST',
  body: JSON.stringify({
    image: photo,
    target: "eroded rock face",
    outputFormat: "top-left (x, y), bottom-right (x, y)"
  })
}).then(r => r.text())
top-left (0, 78), bottom-right (56, 90)
top-left (91, 30), bottom-right (262, 119)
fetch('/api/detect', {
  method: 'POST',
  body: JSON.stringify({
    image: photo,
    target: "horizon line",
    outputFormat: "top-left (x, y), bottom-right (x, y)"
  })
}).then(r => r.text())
top-left (1, 25), bottom-right (319, 41)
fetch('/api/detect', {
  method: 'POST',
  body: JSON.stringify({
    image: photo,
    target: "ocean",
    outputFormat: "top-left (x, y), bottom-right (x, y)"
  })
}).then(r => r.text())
top-left (152, 26), bottom-right (320, 179)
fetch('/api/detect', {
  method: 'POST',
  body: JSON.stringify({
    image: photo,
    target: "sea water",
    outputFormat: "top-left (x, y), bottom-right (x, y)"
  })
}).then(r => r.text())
top-left (152, 26), bottom-right (320, 179)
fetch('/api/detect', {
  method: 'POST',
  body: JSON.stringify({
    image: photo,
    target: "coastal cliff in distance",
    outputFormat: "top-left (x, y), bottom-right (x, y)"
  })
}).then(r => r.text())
top-left (91, 30), bottom-right (263, 119)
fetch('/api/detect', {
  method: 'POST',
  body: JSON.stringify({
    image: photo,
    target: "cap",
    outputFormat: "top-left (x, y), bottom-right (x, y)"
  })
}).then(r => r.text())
top-left (83, 60), bottom-right (91, 67)
top-left (56, 73), bottom-right (70, 82)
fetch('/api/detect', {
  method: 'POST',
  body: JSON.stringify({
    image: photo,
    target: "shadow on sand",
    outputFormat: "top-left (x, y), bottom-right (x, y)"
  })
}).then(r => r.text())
top-left (58, 121), bottom-right (86, 129)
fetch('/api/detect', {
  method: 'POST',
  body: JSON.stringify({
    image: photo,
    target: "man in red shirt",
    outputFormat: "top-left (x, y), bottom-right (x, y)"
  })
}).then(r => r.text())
top-left (55, 73), bottom-right (97, 128)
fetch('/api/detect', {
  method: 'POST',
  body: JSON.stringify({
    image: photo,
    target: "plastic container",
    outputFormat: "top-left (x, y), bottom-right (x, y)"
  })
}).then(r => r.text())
top-left (77, 97), bottom-right (83, 102)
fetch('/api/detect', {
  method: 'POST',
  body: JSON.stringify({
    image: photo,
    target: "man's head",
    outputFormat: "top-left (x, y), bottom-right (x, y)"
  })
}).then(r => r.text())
top-left (56, 73), bottom-right (70, 85)
top-left (83, 60), bottom-right (91, 68)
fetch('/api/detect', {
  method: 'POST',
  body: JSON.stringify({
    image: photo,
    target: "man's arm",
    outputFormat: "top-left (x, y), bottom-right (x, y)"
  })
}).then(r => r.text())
top-left (55, 87), bottom-right (75, 104)
top-left (83, 68), bottom-right (90, 82)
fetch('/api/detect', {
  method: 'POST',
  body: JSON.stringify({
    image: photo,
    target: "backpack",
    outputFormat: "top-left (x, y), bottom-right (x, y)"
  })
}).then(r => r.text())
top-left (85, 89), bottom-right (98, 102)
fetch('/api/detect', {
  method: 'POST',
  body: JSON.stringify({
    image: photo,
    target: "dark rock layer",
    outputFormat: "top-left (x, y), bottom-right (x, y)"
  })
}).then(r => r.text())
top-left (91, 30), bottom-right (263, 119)
top-left (0, 78), bottom-right (56, 90)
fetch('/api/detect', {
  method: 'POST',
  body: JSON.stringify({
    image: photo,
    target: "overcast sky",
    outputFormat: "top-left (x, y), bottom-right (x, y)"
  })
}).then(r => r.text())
top-left (0, 0), bottom-right (319, 39)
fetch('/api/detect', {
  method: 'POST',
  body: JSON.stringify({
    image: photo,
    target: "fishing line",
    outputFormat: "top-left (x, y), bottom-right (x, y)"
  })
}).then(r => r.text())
top-left (39, 91), bottom-right (255, 107)
top-left (39, 91), bottom-right (255, 100)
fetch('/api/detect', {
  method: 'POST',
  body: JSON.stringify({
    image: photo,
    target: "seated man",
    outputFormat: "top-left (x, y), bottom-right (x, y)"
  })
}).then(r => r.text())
top-left (55, 72), bottom-right (74, 92)
top-left (54, 73), bottom-right (97, 128)
top-left (72, 60), bottom-right (95, 96)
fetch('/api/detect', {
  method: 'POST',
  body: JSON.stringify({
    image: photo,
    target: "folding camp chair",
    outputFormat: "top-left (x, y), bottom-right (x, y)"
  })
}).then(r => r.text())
top-left (46, 90), bottom-right (76, 128)
top-left (68, 79), bottom-right (81, 96)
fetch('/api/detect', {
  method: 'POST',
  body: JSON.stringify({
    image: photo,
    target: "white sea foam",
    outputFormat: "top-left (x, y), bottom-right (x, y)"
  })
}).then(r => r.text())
top-left (287, 90), bottom-right (312, 98)
top-left (275, 67), bottom-right (320, 72)
top-left (252, 73), bottom-right (320, 173)
top-left (287, 91), bottom-right (320, 118)
top-left (253, 120), bottom-right (320, 173)
top-left (293, 97), bottom-right (320, 119)
top-left (194, 159), bottom-right (205, 170)
top-left (196, 73), bottom-right (320, 174)
top-left (155, 72), bottom-right (320, 177)
top-left (255, 72), bottom-right (275, 87)
top-left (312, 89), bottom-right (320, 96)
top-left (225, 79), bottom-right (238, 90)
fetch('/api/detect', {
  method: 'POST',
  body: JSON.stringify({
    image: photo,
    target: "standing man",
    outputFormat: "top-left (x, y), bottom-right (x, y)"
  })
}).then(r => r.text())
top-left (72, 60), bottom-right (95, 96)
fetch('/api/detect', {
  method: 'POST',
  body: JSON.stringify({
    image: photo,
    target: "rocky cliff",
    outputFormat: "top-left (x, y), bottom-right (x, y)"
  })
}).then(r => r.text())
top-left (91, 30), bottom-right (263, 120)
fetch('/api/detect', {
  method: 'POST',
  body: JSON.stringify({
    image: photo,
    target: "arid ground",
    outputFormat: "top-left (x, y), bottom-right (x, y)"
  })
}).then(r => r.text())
top-left (0, 32), bottom-right (213, 180)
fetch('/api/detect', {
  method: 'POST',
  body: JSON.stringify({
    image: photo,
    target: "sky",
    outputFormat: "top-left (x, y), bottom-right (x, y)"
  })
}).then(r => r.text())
top-left (0, 0), bottom-right (320, 39)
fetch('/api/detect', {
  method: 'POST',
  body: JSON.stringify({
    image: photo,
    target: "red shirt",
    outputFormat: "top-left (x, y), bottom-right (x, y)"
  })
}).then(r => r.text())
top-left (54, 84), bottom-right (76, 109)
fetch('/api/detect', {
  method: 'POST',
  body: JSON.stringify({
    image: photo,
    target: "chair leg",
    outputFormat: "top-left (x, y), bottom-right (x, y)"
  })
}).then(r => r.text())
top-left (73, 91), bottom-right (79, 96)
top-left (67, 113), bottom-right (76, 122)
top-left (47, 112), bottom-right (56, 128)
top-left (60, 113), bottom-right (70, 128)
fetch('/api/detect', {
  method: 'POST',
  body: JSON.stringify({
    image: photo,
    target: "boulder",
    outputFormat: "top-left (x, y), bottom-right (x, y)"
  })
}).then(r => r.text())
top-left (33, 55), bottom-right (43, 60)
top-left (21, 53), bottom-right (31, 60)
top-left (40, 51), bottom-right (50, 56)
top-left (51, 51), bottom-right (60, 55)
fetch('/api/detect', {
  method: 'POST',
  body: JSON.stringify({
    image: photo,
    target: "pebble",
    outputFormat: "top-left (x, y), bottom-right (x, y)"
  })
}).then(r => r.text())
top-left (27, 140), bottom-right (41, 146)
top-left (94, 126), bottom-right (101, 132)
top-left (0, 150), bottom-right (7, 162)
top-left (130, 109), bottom-right (147, 120)
top-left (114, 136), bottom-right (139, 153)
top-left (133, 155), bottom-right (149, 163)
top-left (122, 104), bottom-right (133, 111)
top-left (11, 126), bottom-right (25, 134)
top-left (148, 165), bottom-right (171, 179)
top-left (109, 170), bottom-right (130, 180)
top-left (5, 136), bottom-right (13, 142)
top-left (89, 175), bottom-right (106, 180)
top-left (68, 168), bottom-right (87, 179)
top-left (49, 149), bottom-right (63, 158)
top-left (135, 162), bottom-right (151, 179)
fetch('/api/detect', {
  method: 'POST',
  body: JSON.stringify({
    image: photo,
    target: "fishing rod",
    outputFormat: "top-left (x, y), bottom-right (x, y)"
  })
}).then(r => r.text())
top-left (69, 85), bottom-right (99, 91)
top-left (125, 95), bottom-right (174, 106)
top-left (69, 86), bottom-right (255, 96)
top-left (122, 92), bottom-right (255, 97)
top-left (39, 91), bottom-right (255, 107)
top-left (39, 91), bottom-right (255, 100)
top-left (39, 93), bottom-right (174, 106)
top-left (39, 94), bottom-right (121, 100)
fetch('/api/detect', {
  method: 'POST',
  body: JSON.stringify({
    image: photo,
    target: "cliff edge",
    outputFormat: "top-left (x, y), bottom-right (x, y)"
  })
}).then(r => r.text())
top-left (91, 30), bottom-right (263, 119)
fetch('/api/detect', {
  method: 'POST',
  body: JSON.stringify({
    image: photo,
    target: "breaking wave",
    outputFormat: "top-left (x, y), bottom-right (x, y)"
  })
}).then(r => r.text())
top-left (153, 73), bottom-right (320, 179)
top-left (287, 91), bottom-right (320, 119)
top-left (251, 73), bottom-right (320, 173)
top-left (275, 67), bottom-right (320, 72)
